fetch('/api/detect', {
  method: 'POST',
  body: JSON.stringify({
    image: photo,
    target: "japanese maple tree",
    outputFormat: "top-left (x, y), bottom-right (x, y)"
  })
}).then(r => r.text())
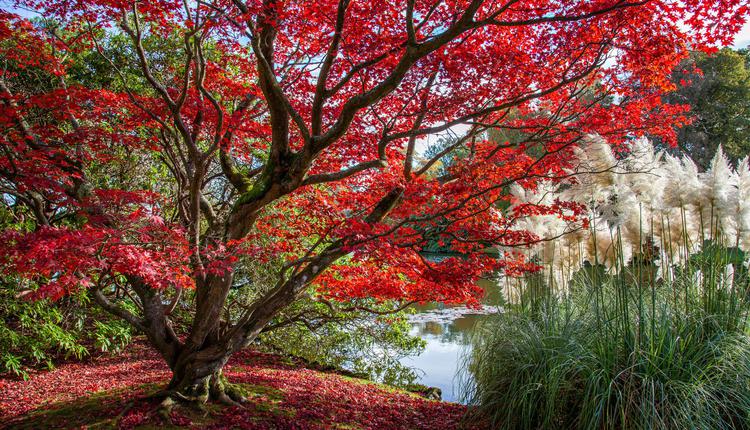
top-left (0, 0), bottom-right (746, 407)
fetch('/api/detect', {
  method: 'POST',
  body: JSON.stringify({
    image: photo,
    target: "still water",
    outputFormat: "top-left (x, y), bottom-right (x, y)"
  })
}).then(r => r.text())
top-left (400, 279), bottom-right (502, 403)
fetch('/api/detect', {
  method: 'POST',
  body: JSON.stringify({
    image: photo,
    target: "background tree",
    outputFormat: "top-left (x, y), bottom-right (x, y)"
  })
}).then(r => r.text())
top-left (0, 0), bottom-right (747, 410)
top-left (667, 47), bottom-right (750, 169)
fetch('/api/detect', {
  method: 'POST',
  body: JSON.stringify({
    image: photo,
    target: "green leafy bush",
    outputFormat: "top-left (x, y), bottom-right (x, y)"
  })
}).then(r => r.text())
top-left (0, 277), bottom-right (133, 379)
top-left (259, 297), bottom-right (425, 386)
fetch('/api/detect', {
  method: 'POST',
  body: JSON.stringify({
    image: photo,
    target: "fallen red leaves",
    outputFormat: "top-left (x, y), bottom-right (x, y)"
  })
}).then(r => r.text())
top-left (0, 342), bottom-right (169, 419)
top-left (215, 365), bottom-right (471, 430)
top-left (0, 342), bottom-right (479, 429)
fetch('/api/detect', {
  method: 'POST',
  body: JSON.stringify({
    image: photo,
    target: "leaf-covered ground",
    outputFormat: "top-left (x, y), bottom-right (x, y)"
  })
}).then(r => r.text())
top-left (0, 341), bottom-right (477, 429)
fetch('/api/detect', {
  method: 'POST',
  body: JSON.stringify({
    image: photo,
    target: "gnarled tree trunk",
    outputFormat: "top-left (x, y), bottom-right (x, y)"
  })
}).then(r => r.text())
top-left (166, 354), bottom-right (240, 405)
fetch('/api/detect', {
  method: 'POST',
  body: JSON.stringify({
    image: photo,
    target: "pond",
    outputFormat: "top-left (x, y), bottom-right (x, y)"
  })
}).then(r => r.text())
top-left (400, 278), bottom-right (502, 403)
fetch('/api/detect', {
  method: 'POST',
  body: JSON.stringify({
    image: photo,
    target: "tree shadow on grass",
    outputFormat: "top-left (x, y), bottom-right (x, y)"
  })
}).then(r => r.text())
top-left (3, 383), bottom-right (165, 430)
top-left (3, 381), bottom-right (293, 430)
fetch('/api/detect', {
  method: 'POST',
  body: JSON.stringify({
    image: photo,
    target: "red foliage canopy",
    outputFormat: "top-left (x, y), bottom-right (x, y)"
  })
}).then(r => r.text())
top-left (0, 0), bottom-right (747, 309)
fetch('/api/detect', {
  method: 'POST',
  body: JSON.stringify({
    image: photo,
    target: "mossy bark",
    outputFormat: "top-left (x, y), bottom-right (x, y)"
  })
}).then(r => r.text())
top-left (160, 362), bottom-right (246, 416)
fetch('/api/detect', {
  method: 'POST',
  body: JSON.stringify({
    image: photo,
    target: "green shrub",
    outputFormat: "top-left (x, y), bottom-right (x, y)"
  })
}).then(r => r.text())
top-left (0, 277), bottom-right (133, 379)
top-left (259, 297), bottom-right (425, 386)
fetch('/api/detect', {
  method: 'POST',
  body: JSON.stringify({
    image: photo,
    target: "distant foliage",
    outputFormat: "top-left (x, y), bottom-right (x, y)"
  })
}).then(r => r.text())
top-left (667, 48), bottom-right (750, 169)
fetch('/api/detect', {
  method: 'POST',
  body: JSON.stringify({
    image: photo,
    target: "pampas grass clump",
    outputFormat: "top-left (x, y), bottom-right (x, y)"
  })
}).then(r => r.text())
top-left (467, 138), bottom-right (750, 429)
top-left (503, 136), bottom-right (750, 300)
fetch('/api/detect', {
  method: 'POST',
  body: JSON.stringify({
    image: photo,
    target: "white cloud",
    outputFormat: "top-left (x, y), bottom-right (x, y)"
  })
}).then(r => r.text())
top-left (733, 20), bottom-right (750, 49)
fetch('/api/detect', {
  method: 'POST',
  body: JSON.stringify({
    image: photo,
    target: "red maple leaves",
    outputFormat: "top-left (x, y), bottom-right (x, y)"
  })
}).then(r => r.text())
top-left (0, 1), bottom-right (748, 307)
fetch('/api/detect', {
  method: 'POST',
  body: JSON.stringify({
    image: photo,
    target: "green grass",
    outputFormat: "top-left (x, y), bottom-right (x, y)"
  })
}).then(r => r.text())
top-left (461, 244), bottom-right (750, 430)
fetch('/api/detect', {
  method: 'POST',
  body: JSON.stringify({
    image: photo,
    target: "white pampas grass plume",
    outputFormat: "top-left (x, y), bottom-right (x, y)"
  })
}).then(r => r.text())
top-left (732, 157), bottom-right (750, 251)
top-left (501, 134), bottom-right (744, 301)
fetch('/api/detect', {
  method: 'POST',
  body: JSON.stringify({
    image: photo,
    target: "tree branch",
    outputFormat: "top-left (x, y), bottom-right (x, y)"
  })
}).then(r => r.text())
top-left (301, 159), bottom-right (386, 186)
top-left (93, 288), bottom-right (147, 332)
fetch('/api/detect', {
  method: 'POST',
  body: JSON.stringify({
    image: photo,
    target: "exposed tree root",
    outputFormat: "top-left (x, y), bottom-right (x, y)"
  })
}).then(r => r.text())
top-left (113, 400), bottom-right (135, 425)
top-left (157, 396), bottom-right (178, 422)
top-left (157, 372), bottom-right (247, 423)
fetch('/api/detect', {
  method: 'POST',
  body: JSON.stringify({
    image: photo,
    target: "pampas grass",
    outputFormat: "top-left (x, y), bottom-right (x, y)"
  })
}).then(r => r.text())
top-left (504, 136), bottom-right (750, 300)
top-left (465, 139), bottom-right (750, 429)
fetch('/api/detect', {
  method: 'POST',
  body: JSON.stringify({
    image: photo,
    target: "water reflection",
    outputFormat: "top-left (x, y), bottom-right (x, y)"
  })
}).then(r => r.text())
top-left (401, 315), bottom-right (488, 402)
top-left (401, 279), bottom-right (501, 403)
